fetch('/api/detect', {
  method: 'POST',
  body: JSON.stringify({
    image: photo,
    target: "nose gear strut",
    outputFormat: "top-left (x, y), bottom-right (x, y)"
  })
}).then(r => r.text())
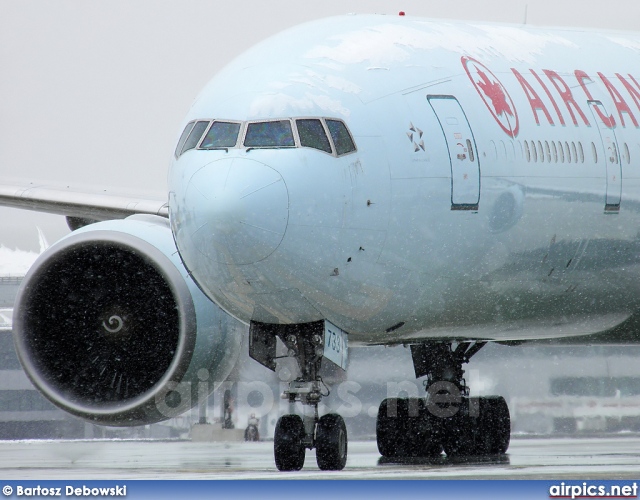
top-left (250, 321), bottom-right (348, 471)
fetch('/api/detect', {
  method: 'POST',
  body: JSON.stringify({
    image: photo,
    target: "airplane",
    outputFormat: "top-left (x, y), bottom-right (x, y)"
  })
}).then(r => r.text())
top-left (2, 12), bottom-right (640, 471)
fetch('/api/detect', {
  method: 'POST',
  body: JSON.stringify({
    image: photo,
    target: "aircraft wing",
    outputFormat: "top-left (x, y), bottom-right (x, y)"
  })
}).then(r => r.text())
top-left (0, 181), bottom-right (168, 222)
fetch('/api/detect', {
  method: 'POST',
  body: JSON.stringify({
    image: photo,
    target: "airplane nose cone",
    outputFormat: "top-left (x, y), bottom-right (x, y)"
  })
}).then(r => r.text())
top-left (185, 157), bottom-right (288, 265)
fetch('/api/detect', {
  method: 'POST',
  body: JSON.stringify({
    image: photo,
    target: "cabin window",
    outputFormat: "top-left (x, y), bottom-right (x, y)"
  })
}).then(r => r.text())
top-left (175, 122), bottom-right (195, 157)
top-left (180, 120), bottom-right (210, 156)
top-left (544, 141), bottom-right (551, 163)
top-left (244, 120), bottom-right (295, 148)
top-left (296, 119), bottom-right (332, 154)
top-left (558, 141), bottom-right (565, 163)
top-left (524, 141), bottom-right (531, 162)
top-left (563, 141), bottom-right (570, 163)
top-left (537, 141), bottom-right (544, 163)
top-left (531, 140), bottom-right (538, 163)
top-left (571, 142), bottom-right (578, 163)
top-left (200, 121), bottom-right (241, 149)
top-left (488, 141), bottom-right (497, 162)
top-left (591, 142), bottom-right (598, 163)
top-left (578, 142), bottom-right (584, 163)
top-left (326, 119), bottom-right (356, 156)
top-left (500, 140), bottom-right (508, 161)
top-left (551, 141), bottom-right (558, 162)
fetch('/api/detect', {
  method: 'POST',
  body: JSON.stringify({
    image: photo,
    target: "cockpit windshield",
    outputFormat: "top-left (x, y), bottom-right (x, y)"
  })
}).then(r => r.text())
top-left (174, 122), bottom-right (195, 157)
top-left (326, 119), bottom-right (356, 156)
top-left (175, 117), bottom-right (356, 158)
top-left (244, 120), bottom-right (295, 148)
top-left (180, 121), bottom-right (209, 155)
top-left (296, 119), bottom-right (332, 154)
top-left (200, 121), bottom-right (241, 149)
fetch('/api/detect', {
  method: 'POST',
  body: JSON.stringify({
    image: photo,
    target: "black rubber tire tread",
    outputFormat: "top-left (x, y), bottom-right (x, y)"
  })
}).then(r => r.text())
top-left (442, 396), bottom-right (511, 457)
top-left (474, 399), bottom-right (493, 456)
top-left (316, 413), bottom-right (348, 470)
top-left (441, 418), bottom-right (475, 457)
top-left (274, 414), bottom-right (305, 471)
top-left (441, 398), bottom-right (476, 457)
top-left (474, 396), bottom-right (511, 455)
top-left (488, 396), bottom-right (511, 454)
top-left (377, 398), bottom-right (442, 458)
top-left (376, 398), bottom-right (400, 457)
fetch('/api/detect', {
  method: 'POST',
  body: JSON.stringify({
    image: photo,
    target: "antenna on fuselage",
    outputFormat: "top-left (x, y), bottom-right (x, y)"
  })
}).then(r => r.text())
top-left (523, 4), bottom-right (528, 25)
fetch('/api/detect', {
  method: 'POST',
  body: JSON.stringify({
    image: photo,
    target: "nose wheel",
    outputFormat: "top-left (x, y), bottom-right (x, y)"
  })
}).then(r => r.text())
top-left (316, 413), bottom-right (348, 470)
top-left (274, 412), bottom-right (348, 471)
top-left (274, 414), bottom-right (305, 471)
top-left (262, 321), bottom-right (348, 472)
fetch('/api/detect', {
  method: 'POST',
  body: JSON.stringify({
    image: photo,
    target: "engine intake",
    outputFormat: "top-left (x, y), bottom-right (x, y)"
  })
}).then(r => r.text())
top-left (13, 215), bottom-right (242, 426)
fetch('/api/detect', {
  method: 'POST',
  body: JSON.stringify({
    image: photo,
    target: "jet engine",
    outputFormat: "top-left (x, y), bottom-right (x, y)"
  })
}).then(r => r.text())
top-left (12, 215), bottom-right (243, 426)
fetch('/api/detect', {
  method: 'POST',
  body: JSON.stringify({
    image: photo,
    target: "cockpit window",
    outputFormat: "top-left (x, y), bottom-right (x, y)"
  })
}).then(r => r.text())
top-left (200, 121), bottom-right (241, 149)
top-left (180, 120), bottom-right (210, 155)
top-left (326, 119), bottom-right (356, 156)
top-left (174, 117), bottom-right (357, 158)
top-left (244, 120), bottom-right (295, 148)
top-left (175, 122), bottom-right (195, 157)
top-left (296, 119), bottom-right (332, 154)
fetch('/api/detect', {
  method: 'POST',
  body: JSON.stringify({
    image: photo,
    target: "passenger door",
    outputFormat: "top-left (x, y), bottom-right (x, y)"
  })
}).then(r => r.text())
top-left (429, 96), bottom-right (480, 210)
top-left (588, 100), bottom-right (622, 212)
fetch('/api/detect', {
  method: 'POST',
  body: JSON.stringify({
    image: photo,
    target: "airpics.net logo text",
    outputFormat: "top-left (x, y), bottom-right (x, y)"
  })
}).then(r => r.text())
top-left (549, 482), bottom-right (637, 499)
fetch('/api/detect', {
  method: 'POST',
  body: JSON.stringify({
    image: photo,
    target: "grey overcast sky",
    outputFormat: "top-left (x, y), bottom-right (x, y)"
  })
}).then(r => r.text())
top-left (2, 0), bottom-right (640, 252)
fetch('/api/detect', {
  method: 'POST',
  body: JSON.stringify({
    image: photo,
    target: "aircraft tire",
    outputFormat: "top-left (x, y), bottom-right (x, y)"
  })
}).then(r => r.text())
top-left (377, 398), bottom-right (441, 458)
top-left (486, 396), bottom-right (511, 454)
top-left (472, 396), bottom-right (511, 455)
top-left (441, 399), bottom-right (475, 457)
top-left (274, 414), bottom-right (305, 471)
top-left (441, 396), bottom-right (511, 457)
top-left (316, 413), bottom-right (348, 470)
top-left (376, 398), bottom-right (401, 457)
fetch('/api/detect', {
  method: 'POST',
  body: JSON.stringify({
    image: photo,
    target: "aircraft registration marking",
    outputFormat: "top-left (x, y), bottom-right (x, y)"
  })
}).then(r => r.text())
top-left (324, 320), bottom-right (348, 370)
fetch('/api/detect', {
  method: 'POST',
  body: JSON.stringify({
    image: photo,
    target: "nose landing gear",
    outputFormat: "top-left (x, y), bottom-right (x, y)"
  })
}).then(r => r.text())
top-left (250, 321), bottom-right (348, 471)
top-left (273, 375), bottom-right (348, 471)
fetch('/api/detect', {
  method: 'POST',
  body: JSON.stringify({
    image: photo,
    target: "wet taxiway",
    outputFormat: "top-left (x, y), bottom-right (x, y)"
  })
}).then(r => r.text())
top-left (2, 436), bottom-right (640, 479)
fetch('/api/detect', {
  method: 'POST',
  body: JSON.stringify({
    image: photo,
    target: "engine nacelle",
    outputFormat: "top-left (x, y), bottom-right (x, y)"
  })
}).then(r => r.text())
top-left (13, 215), bottom-right (244, 426)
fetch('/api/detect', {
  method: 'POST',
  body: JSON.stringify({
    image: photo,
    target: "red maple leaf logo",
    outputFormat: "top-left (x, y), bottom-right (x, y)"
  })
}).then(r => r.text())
top-left (476, 70), bottom-right (513, 118)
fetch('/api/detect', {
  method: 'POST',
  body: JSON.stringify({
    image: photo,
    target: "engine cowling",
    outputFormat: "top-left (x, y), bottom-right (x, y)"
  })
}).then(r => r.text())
top-left (13, 215), bottom-right (244, 426)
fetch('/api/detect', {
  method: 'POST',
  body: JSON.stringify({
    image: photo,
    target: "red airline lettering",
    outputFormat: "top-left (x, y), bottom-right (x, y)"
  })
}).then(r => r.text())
top-left (543, 70), bottom-right (591, 126)
top-left (599, 72), bottom-right (638, 127)
top-left (511, 68), bottom-right (554, 126)
top-left (575, 70), bottom-right (615, 128)
top-left (613, 74), bottom-right (640, 128)
top-left (530, 69), bottom-right (563, 125)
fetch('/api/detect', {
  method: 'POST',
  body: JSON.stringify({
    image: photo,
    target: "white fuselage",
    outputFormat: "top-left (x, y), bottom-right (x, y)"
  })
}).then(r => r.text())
top-left (168, 15), bottom-right (640, 345)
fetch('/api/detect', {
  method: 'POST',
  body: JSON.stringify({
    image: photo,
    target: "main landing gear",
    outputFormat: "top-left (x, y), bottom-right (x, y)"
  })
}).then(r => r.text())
top-left (376, 342), bottom-right (510, 459)
top-left (268, 324), bottom-right (347, 471)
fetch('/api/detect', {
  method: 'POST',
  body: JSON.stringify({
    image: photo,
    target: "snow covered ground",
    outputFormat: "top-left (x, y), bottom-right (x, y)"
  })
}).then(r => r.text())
top-left (1, 437), bottom-right (639, 479)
